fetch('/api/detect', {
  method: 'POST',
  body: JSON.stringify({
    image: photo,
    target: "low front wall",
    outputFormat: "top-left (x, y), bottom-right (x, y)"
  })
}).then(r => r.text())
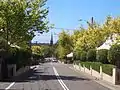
top-left (84, 67), bottom-right (91, 74)
top-left (103, 72), bottom-right (113, 83)
top-left (92, 69), bottom-right (101, 79)
top-left (73, 64), bottom-right (115, 84)
top-left (16, 66), bottom-right (30, 76)
top-left (81, 66), bottom-right (84, 72)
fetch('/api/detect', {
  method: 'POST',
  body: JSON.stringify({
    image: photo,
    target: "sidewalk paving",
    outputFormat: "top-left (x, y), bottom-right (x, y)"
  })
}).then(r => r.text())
top-left (69, 64), bottom-right (120, 90)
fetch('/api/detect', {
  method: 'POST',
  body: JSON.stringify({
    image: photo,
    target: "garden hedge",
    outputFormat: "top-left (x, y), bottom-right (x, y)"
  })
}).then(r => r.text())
top-left (86, 49), bottom-right (96, 62)
top-left (108, 44), bottom-right (120, 68)
top-left (80, 51), bottom-right (87, 61)
top-left (80, 61), bottom-right (114, 76)
top-left (96, 49), bottom-right (108, 64)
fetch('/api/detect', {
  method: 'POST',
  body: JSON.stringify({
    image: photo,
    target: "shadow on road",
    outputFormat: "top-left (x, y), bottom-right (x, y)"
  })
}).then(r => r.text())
top-left (0, 68), bottom-right (90, 83)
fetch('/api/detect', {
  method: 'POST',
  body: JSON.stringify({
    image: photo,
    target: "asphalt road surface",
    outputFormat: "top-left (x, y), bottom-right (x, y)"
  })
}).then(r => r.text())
top-left (0, 62), bottom-right (110, 90)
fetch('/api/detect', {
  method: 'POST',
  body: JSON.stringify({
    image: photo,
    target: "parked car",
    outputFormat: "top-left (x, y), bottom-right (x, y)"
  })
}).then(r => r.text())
top-left (52, 59), bottom-right (58, 62)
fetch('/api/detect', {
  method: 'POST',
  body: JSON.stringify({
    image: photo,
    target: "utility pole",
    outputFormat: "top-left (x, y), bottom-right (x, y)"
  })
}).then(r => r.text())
top-left (91, 17), bottom-right (94, 29)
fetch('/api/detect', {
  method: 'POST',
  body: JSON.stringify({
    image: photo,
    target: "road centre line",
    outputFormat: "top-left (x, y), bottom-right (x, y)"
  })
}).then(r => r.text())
top-left (5, 82), bottom-right (15, 90)
top-left (53, 66), bottom-right (69, 90)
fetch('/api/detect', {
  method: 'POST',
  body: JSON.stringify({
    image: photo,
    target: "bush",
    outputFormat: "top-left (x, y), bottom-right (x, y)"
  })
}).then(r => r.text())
top-left (73, 49), bottom-right (82, 60)
top-left (7, 48), bottom-right (32, 70)
top-left (102, 64), bottom-right (114, 76)
top-left (108, 44), bottom-right (120, 67)
top-left (80, 61), bottom-right (114, 76)
top-left (80, 61), bottom-right (102, 72)
top-left (0, 38), bottom-right (11, 58)
top-left (86, 49), bottom-right (96, 61)
top-left (80, 51), bottom-right (87, 61)
top-left (74, 60), bottom-right (80, 65)
top-left (80, 61), bottom-right (90, 69)
top-left (96, 49), bottom-right (108, 64)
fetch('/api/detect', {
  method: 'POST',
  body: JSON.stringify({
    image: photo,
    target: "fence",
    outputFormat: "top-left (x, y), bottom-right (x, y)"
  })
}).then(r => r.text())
top-left (73, 63), bottom-right (120, 85)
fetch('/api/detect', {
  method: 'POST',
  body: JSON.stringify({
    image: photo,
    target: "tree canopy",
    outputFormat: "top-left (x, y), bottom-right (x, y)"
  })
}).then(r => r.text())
top-left (55, 31), bottom-right (73, 59)
top-left (0, 0), bottom-right (49, 48)
top-left (56, 16), bottom-right (120, 63)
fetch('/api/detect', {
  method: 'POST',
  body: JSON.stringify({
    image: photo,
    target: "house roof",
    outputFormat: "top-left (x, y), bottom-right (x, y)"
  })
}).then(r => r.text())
top-left (97, 34), bottom-right (117, 50)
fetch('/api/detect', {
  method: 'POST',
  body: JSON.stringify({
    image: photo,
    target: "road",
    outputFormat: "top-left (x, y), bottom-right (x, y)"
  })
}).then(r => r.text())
top-left (0, 62), bottom-right (110, 90)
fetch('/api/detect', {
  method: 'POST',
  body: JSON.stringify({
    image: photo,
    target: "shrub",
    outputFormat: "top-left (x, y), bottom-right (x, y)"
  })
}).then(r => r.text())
top-left (0, 38), bottom-right (11, 58)
top-left (86, 49), bottom-right (96, 61)
top-left (80, 51), bottom-right (87, 61)
top-left (7, 48), bottom-right (32, 70)
top-left (102, 64), bottom-right (115, 76)
top-left (108, 44), bottom-right (120, 67)
top-left (80, 61), bottom-right (114, 76)
top-left (74, 60), bottom-right (80, 65)
top-left (96, 49), bottom-right (109, 64)
top-left (74, 49), bottom-right (82, 60)
top-left (80, 61), bottom-right (102, 72)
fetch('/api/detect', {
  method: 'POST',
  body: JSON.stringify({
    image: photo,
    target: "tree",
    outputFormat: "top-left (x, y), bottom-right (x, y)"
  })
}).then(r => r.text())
top-left (0, 0), bottom-right (49, 79)
top-left (108, 44), bottom-right (120, 67)
top-left (86, 49), bottom-right (96, 62)
top-left (96, 49), bottom-right (108, 64)
top-left (56, 31), bottom-right (73, 60)
top-left (31, 45), bottom-right (52, 57)
top-left (0, 0), bottom-right (49, 48)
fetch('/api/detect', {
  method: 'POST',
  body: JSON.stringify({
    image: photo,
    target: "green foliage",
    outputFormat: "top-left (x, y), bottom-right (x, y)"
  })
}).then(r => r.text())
top-left (102, 64), bottom-right (114, 76)
top-left (73, 23), bottom-right (107, 52)
top-left (41, 45), bottom-right (53, 57)
top-left (96, 49), bottom-right (109, 64)
top-left (7, 48), bottom-right (32, 69)
top-left (72, 16), bottom-right (120, 59)
top-left (32, 45), bottom-right (53, 57)
top-left (108, 44), bottom-right (120, 65)
top-left (74, 48), bottom-right (82, 60)
top-left (80, 51), bottom-right (87, 61)
top-left (80, 62), bottom-right (102, 72)
top-left (56, 31), bottom-right (73, 60)
top-left (0, 38), bottom-right (11, 58)
top-left (86, 49), bottom-right (96, 61)
top-left (80, 61), bottom-right (114, 76)
top-left (56, 16), bottom-right (120, 65)
top-left (0, 0), bottom-right (49, 47)
top-left (80, 61), bottom-right (90, 69)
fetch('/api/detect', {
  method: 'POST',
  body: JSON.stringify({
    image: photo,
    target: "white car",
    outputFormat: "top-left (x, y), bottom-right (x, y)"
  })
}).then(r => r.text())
top-left (52, 59), bottom-right (58, 62)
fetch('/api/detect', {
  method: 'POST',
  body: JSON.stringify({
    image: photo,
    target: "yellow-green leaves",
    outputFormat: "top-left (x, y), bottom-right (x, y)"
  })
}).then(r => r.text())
top-left (0, 0), bottom-right (49, 48)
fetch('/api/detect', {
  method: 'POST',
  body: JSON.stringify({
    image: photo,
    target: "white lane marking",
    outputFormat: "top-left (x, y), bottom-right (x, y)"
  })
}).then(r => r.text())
top-left (53, 66), bottom-right (69, 90)
top-left (5, 82), bottom-right (15, 90)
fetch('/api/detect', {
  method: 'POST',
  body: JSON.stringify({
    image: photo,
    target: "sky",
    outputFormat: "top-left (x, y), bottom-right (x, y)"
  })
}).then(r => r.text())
top-left (32, 0), bottom-right (120, 44)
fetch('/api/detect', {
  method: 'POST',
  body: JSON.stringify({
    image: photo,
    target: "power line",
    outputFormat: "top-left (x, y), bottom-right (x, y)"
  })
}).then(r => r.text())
top-left (53, 27), bottom-right (77, 30)
top-left (35, 27), bottom-right (77, 37)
